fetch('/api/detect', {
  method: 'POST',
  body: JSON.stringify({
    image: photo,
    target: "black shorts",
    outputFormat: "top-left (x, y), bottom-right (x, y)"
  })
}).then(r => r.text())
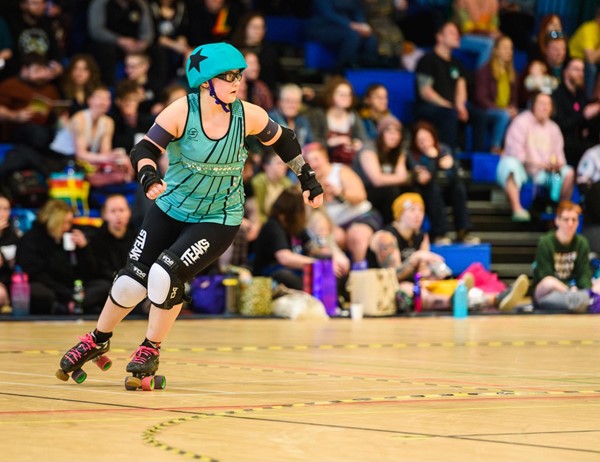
top-left (131, 204), bottom-right (240, 283)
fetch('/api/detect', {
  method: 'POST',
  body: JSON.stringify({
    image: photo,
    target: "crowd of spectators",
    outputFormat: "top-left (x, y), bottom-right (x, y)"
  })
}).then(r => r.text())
top-left (2, 0), bottom-right (600, 316)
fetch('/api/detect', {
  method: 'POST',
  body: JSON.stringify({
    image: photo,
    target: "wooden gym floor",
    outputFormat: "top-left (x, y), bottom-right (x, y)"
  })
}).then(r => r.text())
top-left (1, 314), bottom-right (600, 462)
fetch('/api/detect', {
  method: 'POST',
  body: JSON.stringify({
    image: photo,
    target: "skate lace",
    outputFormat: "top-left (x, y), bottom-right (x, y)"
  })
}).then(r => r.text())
top-left (130, 346), bottom-right (159, 365)
top-left (64, 333), bottom-right (97, 365)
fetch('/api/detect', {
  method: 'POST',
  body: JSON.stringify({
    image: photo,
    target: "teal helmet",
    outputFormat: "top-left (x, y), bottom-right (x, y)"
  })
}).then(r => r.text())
top-left (186, 42), bottom-right (247, 88)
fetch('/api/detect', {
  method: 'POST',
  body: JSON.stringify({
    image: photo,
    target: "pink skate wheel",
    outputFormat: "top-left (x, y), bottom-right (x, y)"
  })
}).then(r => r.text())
top-left (93, 355), bottom-right (112, 371)
top-left (141, 376), bottom-right (154, 391)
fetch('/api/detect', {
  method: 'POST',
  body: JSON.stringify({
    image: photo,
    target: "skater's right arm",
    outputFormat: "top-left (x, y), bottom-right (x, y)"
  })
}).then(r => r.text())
top-left (130, 96), bottom-right (187, 200)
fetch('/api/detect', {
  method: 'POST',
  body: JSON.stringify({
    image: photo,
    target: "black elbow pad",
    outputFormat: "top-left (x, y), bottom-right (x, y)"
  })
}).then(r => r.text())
top-left (271, 126), bottom-right (302, 162)
top-left (129, 139), bottom-right (162, 171)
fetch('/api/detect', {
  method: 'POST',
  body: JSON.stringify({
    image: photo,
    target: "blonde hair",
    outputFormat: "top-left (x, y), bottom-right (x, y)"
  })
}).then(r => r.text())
top-left (491, 36), bottom-right (515, 83)
top-left (37, 199), bottom-right (73, 241)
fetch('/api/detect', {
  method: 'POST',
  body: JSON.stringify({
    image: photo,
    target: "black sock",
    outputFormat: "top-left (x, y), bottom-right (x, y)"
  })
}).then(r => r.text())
top-left (92, 329), bottom-right (112, 344)
top-left (142, 338), bottom-right (161, 350)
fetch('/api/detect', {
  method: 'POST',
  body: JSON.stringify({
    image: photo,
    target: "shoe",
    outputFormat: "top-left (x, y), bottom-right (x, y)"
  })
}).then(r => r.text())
top-left (59, 333), bottom-right (110, 373)
top-left (497, 274), bottom-right (529, 312)
top-left (126, 345), bottom-right (160, 375)
top-left (589, 290), bottom-right (600, 313)
top-left (512, 209), bottom-right (531, 222)
top-left (455, 229), bottom-right (481, 245)
top-left (434, 236), bottom-right (452, 246)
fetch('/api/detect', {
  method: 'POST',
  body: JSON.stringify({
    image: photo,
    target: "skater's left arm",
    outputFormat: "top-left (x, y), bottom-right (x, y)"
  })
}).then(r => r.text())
top-left (243, 101), bottom-right (324, 208)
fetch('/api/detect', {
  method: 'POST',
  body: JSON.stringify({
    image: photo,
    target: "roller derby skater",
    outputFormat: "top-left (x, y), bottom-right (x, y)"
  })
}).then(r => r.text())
top-left (57, 42), bottom-right (323, 390)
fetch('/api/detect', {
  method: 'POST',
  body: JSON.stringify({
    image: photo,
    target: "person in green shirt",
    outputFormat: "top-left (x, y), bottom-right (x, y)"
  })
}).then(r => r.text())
top-left (532, 200), bottom-right (599, 312)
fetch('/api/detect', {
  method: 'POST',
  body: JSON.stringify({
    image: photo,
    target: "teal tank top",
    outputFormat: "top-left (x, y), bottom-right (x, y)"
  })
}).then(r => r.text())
top-left (155, 94), bottom-right (248, 225)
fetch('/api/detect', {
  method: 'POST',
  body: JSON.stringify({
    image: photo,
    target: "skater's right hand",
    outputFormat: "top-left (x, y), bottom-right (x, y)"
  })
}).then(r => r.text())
top-left (145, 179), bottom-right (166, 200)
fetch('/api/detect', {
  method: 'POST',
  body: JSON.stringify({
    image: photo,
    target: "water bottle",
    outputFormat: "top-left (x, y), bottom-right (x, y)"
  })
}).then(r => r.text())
top-left (549, 172), bottom-right (562, 203)
top-left (413, 272), bottom-right (422, 313)
top-left (453, 280), bottom-right (468, 319)
top-left (71, 279), bottom-right (85, 315)
top-left (11, 266), bottom-right (30, 316)
top-left (222, 275), bottom-right (239, 314)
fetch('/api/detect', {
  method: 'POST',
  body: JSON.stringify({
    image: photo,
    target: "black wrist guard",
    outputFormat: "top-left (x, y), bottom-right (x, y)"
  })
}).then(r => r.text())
top-left (138, 165), bottom-right (161, 193)
top-left (298, 163), bottom-right (323, 200)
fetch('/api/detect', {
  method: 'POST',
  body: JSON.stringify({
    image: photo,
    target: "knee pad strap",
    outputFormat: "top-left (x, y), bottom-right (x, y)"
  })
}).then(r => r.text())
top-left (110, 261), bottom-right (150, 308)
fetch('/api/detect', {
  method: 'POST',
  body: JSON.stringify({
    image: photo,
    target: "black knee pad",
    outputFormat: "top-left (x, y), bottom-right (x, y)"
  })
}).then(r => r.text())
top-left (148, 250), bottom-right (190, 309)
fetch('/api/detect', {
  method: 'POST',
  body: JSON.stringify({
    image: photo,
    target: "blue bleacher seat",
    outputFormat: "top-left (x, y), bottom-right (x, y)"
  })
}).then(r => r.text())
top-left (344, 69), bottom-right (416, 124)
top-left (430, 243), bottom-right (491, 275)
top-left (0, 143), bottom-right (13, 165)
top-left (513, 49), bottom-right (528, 74)
top-left (265, 16), bottom-right (306, 48)
top-left (304, 41), bottom-right (337, 71)
top-left (452, 48), bottom-right (479, 72)
top-left (471, 152), bottom-right (500, 183)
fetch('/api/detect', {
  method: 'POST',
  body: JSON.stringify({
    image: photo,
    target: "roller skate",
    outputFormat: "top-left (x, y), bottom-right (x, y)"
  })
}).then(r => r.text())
top-left (55, 333), bottom-right (112, 384)
top-left (124, 345), bottom-right (166, 391)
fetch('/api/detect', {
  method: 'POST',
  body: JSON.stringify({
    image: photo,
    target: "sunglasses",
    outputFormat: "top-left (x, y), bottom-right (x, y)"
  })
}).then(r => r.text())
top-left (547, 30), bottom-right (564, 40)
top-left (214, 71), bottom-right (243, 82)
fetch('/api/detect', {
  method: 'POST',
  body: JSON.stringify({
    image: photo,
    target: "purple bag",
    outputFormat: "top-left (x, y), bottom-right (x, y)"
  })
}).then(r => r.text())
top-left (189, 275), bottom-right (226, 314)
top-left (304, 259), bottom-right (338, 316)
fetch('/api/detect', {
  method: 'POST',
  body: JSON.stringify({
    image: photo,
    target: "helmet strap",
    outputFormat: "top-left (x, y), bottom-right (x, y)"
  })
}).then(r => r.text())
top-left (208, 80), bottom-right (230, 113)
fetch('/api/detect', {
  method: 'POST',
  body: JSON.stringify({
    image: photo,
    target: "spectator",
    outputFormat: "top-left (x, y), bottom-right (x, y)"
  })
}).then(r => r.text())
top-left (87, 0), bottom-right (154, 86)
top-left (268, 83), bottom-right (316, 147)
top-left (308, 76), bottom-right (370, 166)
top-left (0, 194), bottom-right (19, 312)
top-left (532, 200), bottom-right (600, 313)
top-left (252, 188), bottom-right (316, 290)
top-left (362, 0), bottom-right (404, 68)
top-left (186, 0), bottom-right (244, 47)
top-left (408, 121), bottom-right (479, 244)
top-left (123, 52), bottom-right (162, 116)
top-left (353, 115), bottom-right (409, 224)
top-left (414, 21), bottom-right (485, 151)
top-left (359, 83), bottom-right (394, 141)
top-left (368, 192), bottom-right (529, 312)
top-left (251, 150), bottom-right (293, 224)
top-left (497, 92), bottom-right (574, 222)
top-left (86, 194), bottom-right (139, 314)
top-left (231, 11), bottom-right (282, 88)
top-left (552, 57), bottom-right (600, 168)
top-left (454, 0), bottom-right (499, 69)
top-left (15, 199), bottom-right (95, 315)
top-left (519, 59), bottom-right (558, 108)
top-left (59, 54), bottom-right (103, 115)
top-left (544, 35), bottom-right (568, 83)
top-left (110, 79), bottom-right (155, 153)
top-left (148, 0), bottom-right (190, 89)
top-left (305, 0), bottom-right (379, 73)
top-left (303, 142), bottom-right (380, 265)
top-left (529, 14), bottom-right (563, 61)
top-left (0, 53), bottom-right (61, 151)
top-left (239, 49), bottom-right (273, 111)
top-left (569, 6), bottom-right (600, 98)
top-left (474, 35), bottom-right (519, 154)
top-left (6, 0), bottom-right (64, 79)
top-left (150, 83), bottom-right (188, 116)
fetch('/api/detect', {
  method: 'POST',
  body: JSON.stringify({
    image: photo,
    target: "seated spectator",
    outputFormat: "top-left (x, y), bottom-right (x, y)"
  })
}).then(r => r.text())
top-left (59, 54), bottom-right (103, 115)
top-left (353, 115), bottom-right (409, 224)
top-left (519, 59), bottom-right (558, 108)
top-left (543, 35), bottom-right (568, 83)
top-left (529, 14), bottom-right (563, 62)
top-left (552, 57), bottom-right (600, 168)
top-left (87, 0), bottom-right (154, 86)
top-left (532, 200), bottom-right (600, 313)
top-left (368, 192), bottom-right (529, 312)
top-left (408, 121), bottom-right (479, 244)
top-left (231, 11), bottom-right (282, 88)
top-left (362, 0), bottom-right (404, 68)
top-left (308, 76), bottom-right (370, 166)
top-left (497, 92), bottom-right (575, 222)
top-left (110, 80), bottom-right (155, 153)
top-left (15, 199), bottom-right (95, 315)
top-left (123, 52), bottom-right (162, 117)
top-left (268, 83), bottom-right (316, 147)
top-left (303, 142), bottom-right (380, 265)
top-left (0, 53), bottom-right (61, 151)
top-left (148, 0), bottom-right (190, 89)
top-left (414, 22), bottom-right (485, 152)
top-left (474, 35), bottom-right (519, 154)
top-left (455, 0), bottom-right (499, 69)
top-left (186, 0), bottom-right (244, 48)
top-left (568, 6), bottom-right (600, 98)
top-left (6, 0), bottom-right (64, 79)
top-left (252, 188), bottom-right (319, 290)
top-left (0, 194), bottom-right (19, 312)
top-left (359, 83), bottom-right (394, 141)
top-left (239, 49), bottom-right (273, 111)
top-left (305, 0), bottom-right (379, 73)
top-left (86, 194), bottom-right (141, 314)
top-left (251, 150), bottom-right (293, 224)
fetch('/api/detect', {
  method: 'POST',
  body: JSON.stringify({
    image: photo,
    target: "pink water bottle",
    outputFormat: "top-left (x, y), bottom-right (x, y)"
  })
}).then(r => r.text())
top-left (11, 266), bottom-right (30, 316)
